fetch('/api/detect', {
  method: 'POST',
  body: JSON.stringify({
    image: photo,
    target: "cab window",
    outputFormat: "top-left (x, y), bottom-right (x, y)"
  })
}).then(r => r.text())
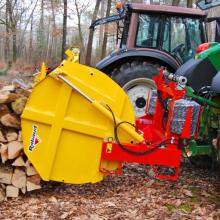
top-left (163, 17), bottom-right (202, 62)
top-left (136, 14), bottom-right (160, 48)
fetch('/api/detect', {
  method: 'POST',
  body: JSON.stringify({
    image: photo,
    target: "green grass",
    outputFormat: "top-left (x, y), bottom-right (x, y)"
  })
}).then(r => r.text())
top-left (165, 204), bottom-right (176, 212)
top-left (179, 203), bottom-right (192, 213)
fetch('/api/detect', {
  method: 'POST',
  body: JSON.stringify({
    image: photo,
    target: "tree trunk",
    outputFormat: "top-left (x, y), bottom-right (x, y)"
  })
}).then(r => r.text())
top-left (85, 0), bottom-right (101, 66)
top-left (62, 0), bottom-right (67, 60)
top-left (17, 0), bottom-right (38, 57)
top-left (99, 0), bottom-right (105, 47)
top-left (29, 17), bottom-right (33, 63)
top-left (50, 0), bottom-right (57, 61)
top-left (187, 0), bottom-right (193, 8)
top-left (172, 0), bottom-right (180, 6)
top-left (74, 0), bottom-right (85, 62)
top-left (45, 18), bottom-right (51, 62)
top-left (8, 0), bottom-right (17, 63)
top-left (101, 0), bottom-right (112, 59)
top-left (4, 0), bottom-right (10, 65)
top-left (35, 0), bottom-right (45, 62)
top-left (12, 29), bottom-right (17, 63)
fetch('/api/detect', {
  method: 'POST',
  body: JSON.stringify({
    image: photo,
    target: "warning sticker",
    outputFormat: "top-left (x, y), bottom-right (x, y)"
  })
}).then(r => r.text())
top-left (28, 125), bottom-right (41, 152)
top-left (106, 143), bottom-right (112, 154)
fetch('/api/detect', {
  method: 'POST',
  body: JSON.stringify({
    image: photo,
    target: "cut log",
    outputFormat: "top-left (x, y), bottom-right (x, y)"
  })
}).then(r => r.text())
top-left (0, 165), bottom-right (13, 184)
top-left (27, 181), bottom-right (41, 192)
top-left (27, 175), bottom-right (41, 192)
top-left (11, 96), bottom-right (28, 115)
top-left (1, 113), bottom-right (20, 129)
top-left (1, 183), bottom-right (6, 189)
top-left (8, 141), bottom-right (23, 160)
top-left (0, 92), bottom-right (19, 104)
top-left (25, 160), bottom-right (31, 167)
top-left (12, 168), bottom-right (26, 189)
top-left (21, 187), bottom-right (26, 194)
top-left (26, 166), bottom-right (38, 176)
top-left (27, 175), bottom-right (41, 185)
top-left (0, 93), bottom-right (10, 104)
top-left (15, 88), bottom-right (31, 98)
top-left (1, 85), bottom-right (15, 93)
top-left (0, 143), bottom-right (8, 163)
top-left (0, 130), bottom-right (7, 143)
top-left (0, 186), bottom-right (5, 202)
top-left (12, 156), bottom-right (25, 167)
top-left (6, 185), bottom-right (19, 198)
top-left (18, 131), bottom-right (22, 142)
top-left (6, 131), bottom-right (18, 142)
top-left (0, 104), bottom-right (10, 117)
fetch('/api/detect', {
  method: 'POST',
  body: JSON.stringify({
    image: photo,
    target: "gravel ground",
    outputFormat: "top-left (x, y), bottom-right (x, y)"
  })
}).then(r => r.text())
top-left (0, 163), bottom-right (219, 220)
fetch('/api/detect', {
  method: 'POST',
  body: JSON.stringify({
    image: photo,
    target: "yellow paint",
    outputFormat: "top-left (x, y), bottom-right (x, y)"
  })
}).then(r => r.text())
top-left (34, 63), bottom-right (47, 87)
top-left (106, 143), bottom-right (113, 153)
top-left (65, 46), bottom-right (80, 63)
top-left (21, 57), bottom-right (140, 184)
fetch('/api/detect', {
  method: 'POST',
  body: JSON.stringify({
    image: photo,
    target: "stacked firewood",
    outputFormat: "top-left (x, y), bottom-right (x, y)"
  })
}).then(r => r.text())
top-left (0, 85), bottom-right (41, 202)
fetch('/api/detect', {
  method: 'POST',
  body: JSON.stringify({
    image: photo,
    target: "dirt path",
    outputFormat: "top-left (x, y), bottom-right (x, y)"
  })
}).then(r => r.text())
top-left (0, 164), bottom-right (219, 220)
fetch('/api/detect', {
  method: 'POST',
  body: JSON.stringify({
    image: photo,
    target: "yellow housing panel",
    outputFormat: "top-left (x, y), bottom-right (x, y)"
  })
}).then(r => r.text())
top-left (21, 61), bottom-right (137, 184)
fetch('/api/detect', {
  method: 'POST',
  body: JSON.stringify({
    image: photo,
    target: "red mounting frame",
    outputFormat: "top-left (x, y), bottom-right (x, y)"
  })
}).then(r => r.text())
top-left (100, 141), bottom-right (182, 180)
top-left (99, 69), bottom-right (200, 181)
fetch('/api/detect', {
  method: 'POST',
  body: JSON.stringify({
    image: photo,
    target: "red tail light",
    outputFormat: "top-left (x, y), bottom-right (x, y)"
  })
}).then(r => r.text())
top-left (196, 43), bottom-right (211, 54)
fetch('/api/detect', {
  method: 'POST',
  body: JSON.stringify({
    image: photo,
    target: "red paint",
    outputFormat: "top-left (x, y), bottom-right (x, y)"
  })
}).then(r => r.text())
top-left (100, 69), bottom-right (199, 181)
top-left (196, 43), bottom-right (211, 54)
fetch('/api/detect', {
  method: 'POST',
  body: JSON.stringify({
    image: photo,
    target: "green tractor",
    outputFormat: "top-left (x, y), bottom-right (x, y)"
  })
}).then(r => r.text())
top-left (176, 0), bottom-right (220, 169)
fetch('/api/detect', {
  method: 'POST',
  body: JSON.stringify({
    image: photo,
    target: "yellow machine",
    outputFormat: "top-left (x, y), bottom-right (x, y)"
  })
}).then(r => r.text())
top-left (21, 48), bottom-right (144, 184)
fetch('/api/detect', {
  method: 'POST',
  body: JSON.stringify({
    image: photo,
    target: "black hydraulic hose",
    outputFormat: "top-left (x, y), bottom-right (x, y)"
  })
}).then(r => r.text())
top-left (115, 121), bottom-right (177, 155)
top-left (105, 104), bottom-right (178, 156)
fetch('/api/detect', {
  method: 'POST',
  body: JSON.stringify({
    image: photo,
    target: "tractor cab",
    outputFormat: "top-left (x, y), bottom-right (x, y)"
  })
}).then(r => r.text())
top-left (94, 1), bottom-right (220, 119)
top-left (133, 10), bottom-right (205, 63)
top-left (176, 0), bottom-right (220, 92)
top-left (93, 3), bottom-right (208, 118)
top-left (197, 0), bottom-right (220, 42)
top-left (94, 3), bottom-right (207, 70)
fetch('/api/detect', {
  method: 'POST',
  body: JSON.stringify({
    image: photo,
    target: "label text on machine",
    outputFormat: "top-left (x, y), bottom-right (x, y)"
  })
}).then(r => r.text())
top-left (29, 125), bottom-right (41, 152)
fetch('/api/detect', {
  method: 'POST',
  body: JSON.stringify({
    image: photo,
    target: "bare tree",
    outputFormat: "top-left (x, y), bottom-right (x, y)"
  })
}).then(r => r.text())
top-left (29, 17), bottom-right (33, 63)
top-left (172, 0), bottom-right (180, 6)
top-left (7, 0), bottom-right (17, 63)
top-left (73, 0), bottom-right (90, 62)
top-left (17, 0), bottom-right (38, 57)
top-left (0, 0), bottom-right (69, 65)
top-left (62, 0), bottom-right (67, 60)
top-left (85, 0), bottom-right (101, 66)
top-left (187, 0), bottom-right (193, 7)
top-left (50, 0), bottom-right (57, 60)
top-left (99, 0), bottom-right (105, 47)
top-left (101, 0), bottom-right (112, 59)
top-left (5, 0), bottom-right (10, 65)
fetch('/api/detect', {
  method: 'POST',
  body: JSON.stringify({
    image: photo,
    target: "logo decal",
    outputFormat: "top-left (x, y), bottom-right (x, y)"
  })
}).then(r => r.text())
top-left (29, 125), bottom-right (41, 152)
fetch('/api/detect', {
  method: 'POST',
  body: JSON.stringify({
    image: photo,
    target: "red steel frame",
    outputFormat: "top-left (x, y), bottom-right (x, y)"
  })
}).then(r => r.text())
top-left (99, 69), bottom-right (197, 180)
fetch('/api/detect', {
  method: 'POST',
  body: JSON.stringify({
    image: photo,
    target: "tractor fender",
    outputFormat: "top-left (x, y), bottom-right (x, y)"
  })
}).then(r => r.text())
top-left (96, 49), bottom-right (180, 74)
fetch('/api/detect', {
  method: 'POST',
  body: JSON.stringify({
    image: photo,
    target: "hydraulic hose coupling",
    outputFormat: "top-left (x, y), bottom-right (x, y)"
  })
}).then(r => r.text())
top-left (163, 70), bottom-right (187, 87)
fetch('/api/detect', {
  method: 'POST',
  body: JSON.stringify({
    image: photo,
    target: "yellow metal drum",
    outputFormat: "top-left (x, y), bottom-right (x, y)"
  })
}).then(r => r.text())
top-left (21, 60), bottom-right (138, 184)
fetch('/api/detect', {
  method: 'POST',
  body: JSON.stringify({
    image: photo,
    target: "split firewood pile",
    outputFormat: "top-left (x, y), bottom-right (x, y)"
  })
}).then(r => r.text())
top-left (0, 84), bottom-right (41, 202)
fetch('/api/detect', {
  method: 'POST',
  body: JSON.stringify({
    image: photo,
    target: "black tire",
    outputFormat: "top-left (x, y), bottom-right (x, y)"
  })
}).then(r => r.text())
top-left (111, 61), bottom-right (160, 117)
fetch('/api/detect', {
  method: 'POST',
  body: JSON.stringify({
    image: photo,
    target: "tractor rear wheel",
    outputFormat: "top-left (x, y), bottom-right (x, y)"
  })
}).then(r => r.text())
top-left (111, 61), bottom-right (160, 117)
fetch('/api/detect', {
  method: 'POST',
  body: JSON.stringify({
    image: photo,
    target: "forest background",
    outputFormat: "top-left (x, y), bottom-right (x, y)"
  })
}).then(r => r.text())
top-left (0, 0), bottom-right (219, 73)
